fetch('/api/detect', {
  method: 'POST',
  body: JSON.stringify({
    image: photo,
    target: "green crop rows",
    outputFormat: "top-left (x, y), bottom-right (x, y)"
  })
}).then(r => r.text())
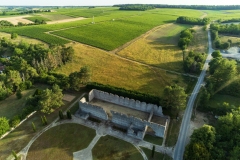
top-left (52, 14), bottom-right (177, 50)
top-left (0, 7), bottom-right (207, 47)
top-left (25, 16), bottom-right (51, 22)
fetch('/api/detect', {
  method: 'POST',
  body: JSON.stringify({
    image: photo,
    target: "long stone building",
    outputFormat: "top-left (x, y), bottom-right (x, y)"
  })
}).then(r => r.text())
top-left (78, 89), bottom-right (168, 140)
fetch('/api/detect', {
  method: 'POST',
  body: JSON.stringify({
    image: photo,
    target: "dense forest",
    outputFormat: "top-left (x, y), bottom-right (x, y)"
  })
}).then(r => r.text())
top-left (114, 4), bottom-right (240, 10)
top-left (176, 16), bottom-right (210, 25)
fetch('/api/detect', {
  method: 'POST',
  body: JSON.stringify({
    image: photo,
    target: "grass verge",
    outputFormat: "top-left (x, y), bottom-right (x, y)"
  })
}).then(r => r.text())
top-left (144, 134), bottom-right (163, 146)
top-left (165, 119), bottom-right (181, 147)
top-left (140, 147), bottom-right (172, 160)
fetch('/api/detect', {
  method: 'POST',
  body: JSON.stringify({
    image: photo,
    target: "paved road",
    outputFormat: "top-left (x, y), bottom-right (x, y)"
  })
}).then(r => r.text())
top-left (173, 30), bottom-right (214, 160)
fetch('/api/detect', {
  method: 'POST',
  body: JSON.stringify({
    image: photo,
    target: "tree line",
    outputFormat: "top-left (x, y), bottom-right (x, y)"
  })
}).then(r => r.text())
top-left (113, 4), bottom-right (240, 10)
top-left (176, 16), bottom-right (210, 25)
top-left (117, 4), bottom-right (155, 11)
top-left (210, 26), bottom-right (231, 50)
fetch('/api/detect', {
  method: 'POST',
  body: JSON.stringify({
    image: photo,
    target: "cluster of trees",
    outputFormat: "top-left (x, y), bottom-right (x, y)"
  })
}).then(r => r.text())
top-left (211, 23), bottom-right (240, 35)
top-left (1, 9), bottom-right (51, 16)
top-left (87, 82), bottom-right (161, 105)
top-left (176, 16), bottom-right (210, 25)
top-left (33, 19), bottom-right (47, 25)
top-left (162, 84), bottom-right (187, 112)
top-left (0, 20), bottom-right (14, 28)
top-left (198, 51), bottom-right (240, 115)
top-left (178, 29), bottom-right (194, 50)
top-left (25, 85), bottom-right (63, 114)
top-left (0, 37), bottom-right (91, 101)
top-left (118, 4), bottom-right (155, 11)
top-left (210, 28), bottom-right (231, 50)
top-left (219, 18), bottom-right (240, 23)
top-left (184, 108), bottom-right (240, 159)
top-left (114, 4), bottom-right (240, 10)
top-left (183, 51), bottom-right (205, 74)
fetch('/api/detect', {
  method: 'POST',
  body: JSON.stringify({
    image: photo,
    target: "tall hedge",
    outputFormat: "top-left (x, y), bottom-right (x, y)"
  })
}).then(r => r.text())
top-left (86, 82), bottom-right (161, 106)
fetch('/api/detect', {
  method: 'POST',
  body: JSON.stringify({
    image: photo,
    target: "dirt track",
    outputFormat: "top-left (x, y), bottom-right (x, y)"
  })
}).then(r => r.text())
top-left (47, 17), bottom-right (87, 24)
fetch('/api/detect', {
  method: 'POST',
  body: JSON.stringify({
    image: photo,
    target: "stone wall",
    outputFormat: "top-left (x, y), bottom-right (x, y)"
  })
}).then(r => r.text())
top-left (79, 98), bottom-right (108, 120)
top-left (111, 111), bottom-right (166, 138)
top-left (89, 89), bottom-right (163, 116)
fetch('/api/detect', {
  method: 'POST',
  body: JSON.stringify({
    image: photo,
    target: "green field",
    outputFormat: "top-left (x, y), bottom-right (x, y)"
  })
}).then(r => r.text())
top-left (0, 7), bottom-right (203, 48)
top-left (92, 135), bottom-right (143, 160)
top-left (24, 16), bottom-right (50, 22)
top-left (55, 43), bottom-right (192, 97)
top-left (27, 123), bottom-right (96, 160)
top-left (204, 10), bottom-right (240, 20)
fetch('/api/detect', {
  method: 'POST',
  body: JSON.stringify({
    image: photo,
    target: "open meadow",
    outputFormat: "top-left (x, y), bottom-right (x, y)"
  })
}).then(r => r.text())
top-left (117, 23), bottom-right (190, 72)
top-left (55, 43), bottom-right (193, 97)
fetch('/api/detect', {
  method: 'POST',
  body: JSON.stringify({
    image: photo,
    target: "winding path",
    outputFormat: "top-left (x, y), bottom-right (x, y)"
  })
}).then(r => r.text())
top-left (173, 30), bottom-right (214, 159)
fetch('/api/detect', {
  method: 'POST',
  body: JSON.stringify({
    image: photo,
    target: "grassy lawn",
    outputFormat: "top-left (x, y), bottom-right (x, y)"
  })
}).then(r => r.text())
top-left (27, 123), bottom-right (96, 160)
top-left (92, 135), bottom-right (143, 160)
top-left (165, 119), bottom-right (181, 147)
top-left (55, 43), bottom-right (190, 97)
top-left (118, 23), bottom-right (190, 72)
top-left (0, 84), bottom-right (47, 120)
top-left (141, 147), bottom-right (172, 160)
top-left (0, 91), bottom-right (84, 160)
top-left (144, 134), bottom-right (163, 146)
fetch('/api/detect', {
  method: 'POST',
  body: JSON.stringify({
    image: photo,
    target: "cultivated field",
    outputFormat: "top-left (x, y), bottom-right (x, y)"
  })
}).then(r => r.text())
top-left (204, 10), bottom-right (240, 20)
top-left (0, 8), bottom-right (203, 48)
top-left (55, 43), bottom-right (191, 97)
top-left (92, 135), bottom-right (143, 160)
top-left (27, 124), bottom-right (96, 160)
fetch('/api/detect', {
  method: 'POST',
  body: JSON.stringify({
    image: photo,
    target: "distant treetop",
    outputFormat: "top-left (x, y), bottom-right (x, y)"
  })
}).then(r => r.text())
top-left (113, 4), bottom-right (240, 10)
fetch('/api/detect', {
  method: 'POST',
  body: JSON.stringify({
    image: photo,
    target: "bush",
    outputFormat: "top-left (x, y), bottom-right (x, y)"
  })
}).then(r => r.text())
top-left (16, 90), bottom-right (22, 99)
top-left (10, 115), bottom-right (21, 127)
top-left (0, 117), bottom-right (10, 136)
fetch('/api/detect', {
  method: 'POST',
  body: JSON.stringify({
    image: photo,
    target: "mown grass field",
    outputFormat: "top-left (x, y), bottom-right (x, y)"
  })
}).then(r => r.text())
top-left (55, 43), bottom-right (190, 97)
top-left (204, 10), bottom-right (240, 20)
top-left (219, 35), bottom-right (240, 46)
top-left (188, 26), bottom-right (208, 53)
top-left (92, 135), bottom-right (143, 160)
top-left (118, 23), bottom-right (208, 72)
top-left (118, 23), bottom-right (190, 72)
top-left (141, 147), bottom-right (172, 160)
top-left (0, 7), bottom-right (203, 47)
top-left (27, 123), bottom-right (96, 160)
